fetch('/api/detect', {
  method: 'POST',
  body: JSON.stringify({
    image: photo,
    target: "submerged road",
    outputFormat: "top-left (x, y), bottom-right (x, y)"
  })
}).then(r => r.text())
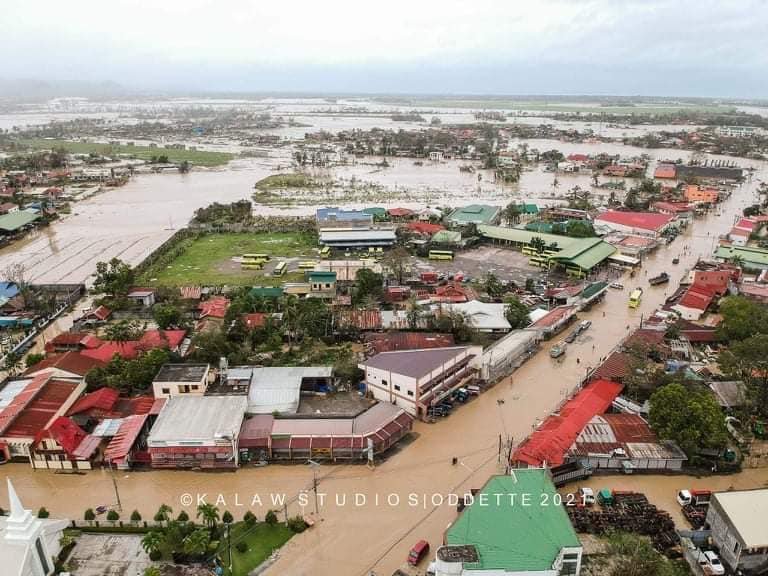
top-left (2, 168), bottom-right (768, 575)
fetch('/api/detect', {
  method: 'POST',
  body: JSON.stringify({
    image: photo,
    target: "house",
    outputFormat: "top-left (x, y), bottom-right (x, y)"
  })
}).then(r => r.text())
top-left (387, 207), bottom-right (414, 220)
top-left (44, 332), bottom-right (103, 354)
top-left (308, 271), bottom-right (337, 298)
top-left (570, 413), bottom-right (687, 472)
top-left (652, 201), bottom-right (694, 223)
top-left (1, 479), bottom-right (69, 576)
top-left (24, 351), bottom-right (105, 382)
top-left (529, 305), bottom-right (578, 337)
top-left (0, 374), bottom-right (86, 460)
top-left (653, 164), bottom-right (677, 179)
top-left (728, 227), bottom-right (750, 246)
top-left (594, 210), bottom-right (675, 238)
top-left (672, 284), bottom-right (717, 320)
top-left (406, 221), bottom-right (444, 236)
top-left (147, 395), bottom-right (248, 468)
top-left (78, 305), bottom-right (112, 324)
top-left (198, 296), bottom-right (229, 319)
top-left (706, 489), bottom-right (768, 572)
top-left (66, 387), bottom-right (154, 424)
top-left (446, 204), bottom-right (501, 227)
top-left (358, 346), bottom-right (480, 417)
top-left (126, 288), bottom-right (156, 308)
top-left (439, 300), bottom-right (511, 333)
top-left (102, 412), bottom-right (155, 470)
top-left (435, 471), bottom-right (582, 576)
top-left (0, 202), bottom-right (18, 214)
top-left (29, 416), bottom-right (101, 470)
top-left (684, 184), bottom-right (719, 204)
top-left (152, 363), bottom-right (210, 398)
top-left (431, 284), bottom-right (474, 304)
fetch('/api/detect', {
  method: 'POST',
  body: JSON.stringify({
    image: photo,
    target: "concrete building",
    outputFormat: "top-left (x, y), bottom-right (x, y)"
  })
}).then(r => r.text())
top-left (358, 346), bottom-right (480, 417)
top-left (151, 364), bottom-right (210, 398)
top-left (316, 207), bottom-right (373, 230)
top-left (446, 204), bottom-right (501, 227)
top-left (438, 300), bottom-right (512, 333)
top-left (147, 395), bottom-right (248, 469)
top-left (245, 366), bottom-right (334, 414)
top-left (1, 479), bottom-right (69, 576)
top-left (318, 228), bottom-right (397, 248)
top-left (706, 489), bottom-right (768, 572)
top-left (594, 210), bottom-right (676, 239)
top-left (436, 471), bottom-right (582, 576)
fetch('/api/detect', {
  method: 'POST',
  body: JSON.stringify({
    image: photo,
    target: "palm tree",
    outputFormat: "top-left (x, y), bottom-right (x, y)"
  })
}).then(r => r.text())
top-left (183, 528), bottom-right (210, 557)
top-left (140, 530), bottom-right (164, 555)
top-left (196, 502), bottom-right (220, 533)
top-left (154, 503), bottom-right (173, 525)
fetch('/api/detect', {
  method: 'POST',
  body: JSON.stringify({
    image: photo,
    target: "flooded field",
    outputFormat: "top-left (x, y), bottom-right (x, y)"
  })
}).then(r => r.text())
top-left (2, 168), bottom-right (767, 576)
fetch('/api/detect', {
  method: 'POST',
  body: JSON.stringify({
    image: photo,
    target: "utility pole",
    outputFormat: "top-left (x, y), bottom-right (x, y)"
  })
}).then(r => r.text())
top-left (109, 461), bottom-right (122, 512)
top-left (227, 523), bottom-right (232, 570)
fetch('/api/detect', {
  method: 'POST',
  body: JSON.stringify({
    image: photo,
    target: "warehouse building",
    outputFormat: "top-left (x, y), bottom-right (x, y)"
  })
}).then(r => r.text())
top-left (246, 366), bottom-right (335, 414)
top-left (706, 489), bottom-right (768, 572)
top-left (147, 395), bottom-right (248, 469)
top-left (436, 471), bottom-right (583, 575)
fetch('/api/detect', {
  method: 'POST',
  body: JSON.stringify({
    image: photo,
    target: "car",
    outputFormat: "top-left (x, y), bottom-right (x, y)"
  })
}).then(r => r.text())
top-left (578, 320), bottom-right (592, 332)
top-left (550, 342), bottom-right (567, 358)
top-left (408, 540), bottom-right (430, 566)
top-left (579, 487), bottom-right (595, 506)
top-left (565, 331), bottom-right (579, 344)
top-left (699, 551), bottom-right (725, 575)
top-left (609, 282), bottom-right (624, 290)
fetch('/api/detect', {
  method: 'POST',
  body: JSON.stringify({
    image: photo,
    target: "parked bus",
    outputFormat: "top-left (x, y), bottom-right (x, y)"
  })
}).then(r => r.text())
top-left (272, 261), bottom-right (287, 276)
top-left (320, 246), bottom-right (331, 259)
top-left (298, 260), bottom-right (317, 270)
top-left (241, 262), bottom-right (263, 270)
top-left (243, 253), bottom-right (270, 261)
top-left (429, 250), bottom-right (454, 261)
top-left (528, 255), bottom-right (550, 268)
top-left (628, 288), bottom-right (643, 308)
top-left (522, 246), bottom-right (538, 256)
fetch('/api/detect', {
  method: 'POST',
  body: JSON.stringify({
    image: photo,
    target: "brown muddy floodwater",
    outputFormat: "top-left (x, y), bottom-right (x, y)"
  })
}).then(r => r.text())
top-left (1, 147), bottom-right (767, 575)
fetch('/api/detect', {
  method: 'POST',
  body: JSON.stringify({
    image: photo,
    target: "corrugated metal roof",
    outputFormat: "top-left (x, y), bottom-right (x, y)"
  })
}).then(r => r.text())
top-left (361, 346), bottom-right (470, 379)
top-left (104, 414), bottom-right (149, 462)
top-left (247, 367), bottom-right (333, 414)
top-left (149, 396), bottom-right (247, 443)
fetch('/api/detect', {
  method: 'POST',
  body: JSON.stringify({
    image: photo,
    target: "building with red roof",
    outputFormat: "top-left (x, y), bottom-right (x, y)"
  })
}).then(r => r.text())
top-left (103, 413), bottom-right (152, 469)
top-left (512, 379), bottom-right (623, 467)
top-left (30, 416), bottom-right (101, 470)
top-left (567, 153), bottom-right (589, 163)
top-left (673, 283), bottom-right (718, 320)
top-left (387, 207), bottom-right (414, 219)
top-left (594, 210), bottom-right (676, 238)
top-left (81, 341), bottom-right (139, 363)
top-left (67, 387), bottom-right (120, 419)
top-left (406, 221), bottom-right (444, 236)
top-left (431, 283), bottom-right (473, 304)
top-left (570, 413), bottom-right (687, 471)
top-left (44, 332), bottom-right (103, 354)
top-left (24, 351), bottom-right (105, 382)
top-left (198, 296), bottom-right (230, 319)
top-left (0, 374), bottom-right (85, 460)
top-left (653, 164), bottom-right (677, 179)
top-left (242, 313), bottom-right (268, 330)
top-left (80, 305), bottom-right (112, 323)
top-left (685, 184), bottom-right (719, 204)
top-left (652, 201), bottom-right (694, 221)
top-left (364, 332), bottom-right (455, 355)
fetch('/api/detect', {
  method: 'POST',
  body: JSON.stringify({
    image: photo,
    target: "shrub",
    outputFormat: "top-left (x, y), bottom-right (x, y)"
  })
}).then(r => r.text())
top-left (37, 507), bottom-right (50, 518)
top-left (265, 510), bottom-right (278, 526)
top-left (149, 550), bottom-right (162, 561)
top-left (243, 511), bottom-right (257, 527)
top-left (130, 510), bottom-right (142, 522)
top-left (235, 541), bottom-right (248, 553)
top-left (222, 511), bottom-right (233, 524)
top-left (287, 516), bottom-right (307, 533)
top-left (84, 509), bottom-right (95, 521)
top-left (106, 510), bottom-right (120, 521)
top-left (177, 510), bottom-right (189, 522)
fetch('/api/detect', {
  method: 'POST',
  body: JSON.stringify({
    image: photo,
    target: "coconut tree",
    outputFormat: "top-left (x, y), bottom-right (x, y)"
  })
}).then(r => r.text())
top-left (182, 528), bottom-right (210, 557)
top-left (196, 502), bottom-right (220, 533)
top-left (140, 530), bottom-right (164, 556)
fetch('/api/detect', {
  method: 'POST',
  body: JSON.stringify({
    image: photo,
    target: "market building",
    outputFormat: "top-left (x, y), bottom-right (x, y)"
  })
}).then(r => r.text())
top-left (436, 471), bottom-right (583, 576)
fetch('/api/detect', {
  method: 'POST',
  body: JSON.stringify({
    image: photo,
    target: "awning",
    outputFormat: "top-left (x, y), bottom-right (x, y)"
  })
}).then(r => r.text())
top-left (608, 253), bottom-right (641, 266)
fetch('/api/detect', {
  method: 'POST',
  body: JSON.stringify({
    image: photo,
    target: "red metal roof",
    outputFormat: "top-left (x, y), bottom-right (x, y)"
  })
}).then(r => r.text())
top-left (654, 164), bottom-right (677, 179)
top-left (406, 222), bottom-right (444, 235)
top-left (67, 387), bottom-right (120, 416)
top-left (138, 329), bottom-right (186, 351)
top-left (530, 305), bottom-right (577, 329)
top-left (38, 416), bottom-right (88, 454)
top-left (364, 332), bottom-right (455, 354)
top-left (199, 296), bottom-right (230, 319)
top-left (335, 309), bottom-right (382, 330)
top-left (179, 286), bottom-right (202, 300)
top-left (85, 305), bottom-right (112, 321)
top-left (596, 210), bottom-right (674, 232)
top-left (25, 351), bottom-right (106, 378)
top-left (512, 379), bottom-right (623, 467)
top-left (388, 207), bottom-right (414, 217)
top-left (591, 351), bottom-right (632, 382)
top-left (1, 378), bottom-right (80, 438)
top-left (652, 201), bottom-right (692, 214)
top-left (104, 414), bottom-right (148, 464)
top-left (677, 283), bottom-right (716, 311)
top-left (242, 313), bottom-right (268, 329)
top-left (46, 332), bottom-right (103, 350)
top-left (82, 341), bottom-right (139, 362)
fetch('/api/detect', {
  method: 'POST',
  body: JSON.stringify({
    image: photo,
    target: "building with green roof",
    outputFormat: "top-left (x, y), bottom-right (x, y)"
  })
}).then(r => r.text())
top-left (479, 225), bottom-right (616, 276)
top-left (438, 470), bottom-right (582, 575)
top-left (249, 286), bottom-right (284, 299)
top-left (432, 230), bottom-right (463, 245)
top-left (447, 204), bottom-right (501, 226)
top-left (715, 245), bottom-right (768, 270)
top-left (362, 207), bottom-right (387, 220)
top-left (0, 210), bottom-right (39, 233)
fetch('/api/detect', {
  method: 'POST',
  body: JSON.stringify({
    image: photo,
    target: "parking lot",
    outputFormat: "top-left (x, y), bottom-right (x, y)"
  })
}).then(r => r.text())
top-left (411, 246), bottom-right (547, 287)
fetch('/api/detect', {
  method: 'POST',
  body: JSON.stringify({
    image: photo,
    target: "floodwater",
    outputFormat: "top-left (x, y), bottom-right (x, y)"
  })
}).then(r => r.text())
top-left (3, 167), bottom-right (768, 576)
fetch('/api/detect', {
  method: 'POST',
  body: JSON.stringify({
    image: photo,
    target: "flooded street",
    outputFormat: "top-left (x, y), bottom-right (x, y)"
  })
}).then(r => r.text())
top-left (2, 161), bottom-right (768, 575)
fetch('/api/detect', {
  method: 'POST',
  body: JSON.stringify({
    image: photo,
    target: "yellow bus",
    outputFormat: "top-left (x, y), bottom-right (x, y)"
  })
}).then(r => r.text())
top-left (522, 246), bottom-right (537, 256)
top-left (528, 255), bottom-right (550, 268)
top-left (428, 250), bottom-right (454, 261)
top-left (628, 288), bottom-right (643, 308)
top-left (543, 249), bottom-right (558, 257)
top-left (298, 260), bottom-right (317, 269)
top-left (272, 261), bottom-right (287, 276)
top-left (320, 246), bottom-right (331, 259)
top-left (243, 253), bottom-right (269, 261)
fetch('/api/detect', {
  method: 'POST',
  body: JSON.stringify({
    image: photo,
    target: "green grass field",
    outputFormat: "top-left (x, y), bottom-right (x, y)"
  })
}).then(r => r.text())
top-left (219, 522), bottom-right (293, 576)
top-left (18, 138), bottom-right (234, 166)
top-left (141, 232), bottom-right (319, 286)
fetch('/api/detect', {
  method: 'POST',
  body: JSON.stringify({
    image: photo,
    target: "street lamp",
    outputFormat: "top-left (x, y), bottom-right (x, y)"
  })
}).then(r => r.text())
top-left (307, 459), bottom-right (321, 515)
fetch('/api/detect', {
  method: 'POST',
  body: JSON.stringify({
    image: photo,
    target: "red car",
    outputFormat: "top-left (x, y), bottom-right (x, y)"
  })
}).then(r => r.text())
top-left (408, 540), bottom-right (430, 566)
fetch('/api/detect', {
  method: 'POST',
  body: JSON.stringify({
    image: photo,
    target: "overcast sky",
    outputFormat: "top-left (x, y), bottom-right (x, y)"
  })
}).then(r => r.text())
top-left (3, 0), bottom-right (767, 98)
